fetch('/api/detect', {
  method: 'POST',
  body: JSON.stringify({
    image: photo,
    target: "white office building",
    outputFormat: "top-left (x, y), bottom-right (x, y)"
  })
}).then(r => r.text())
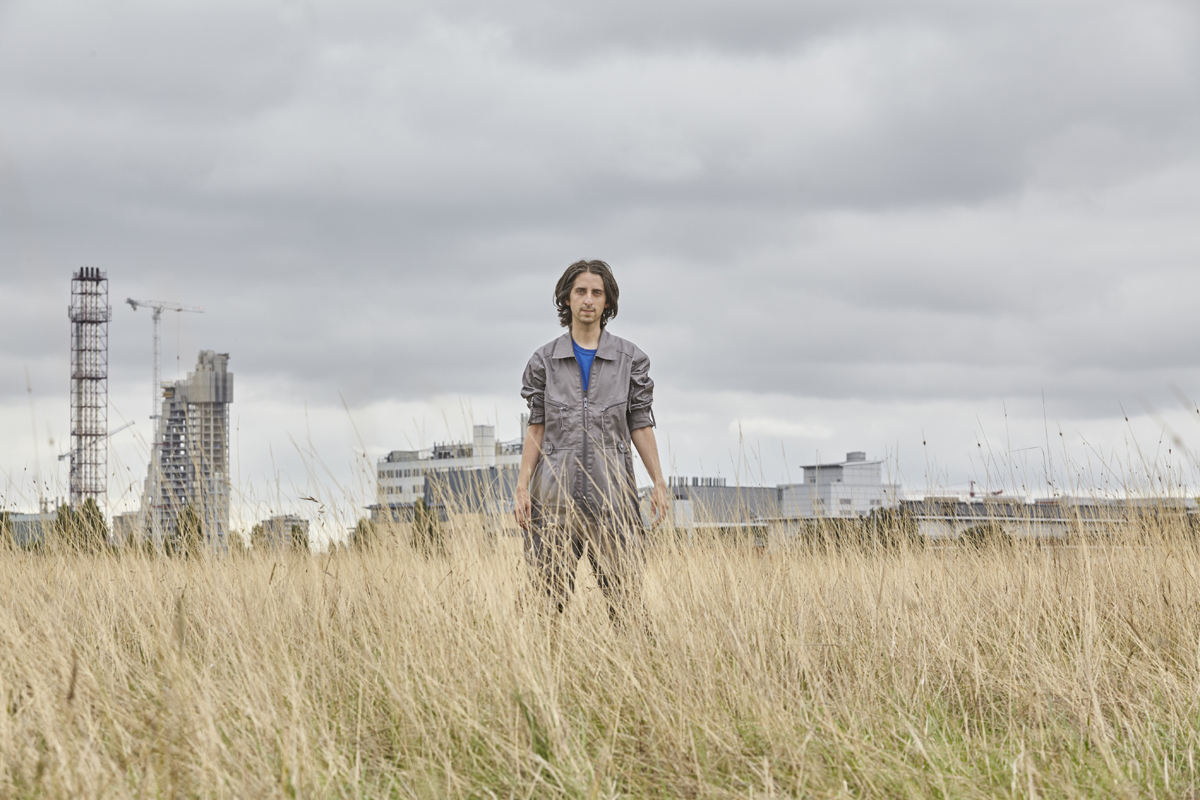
top-left (376, 419), bottom-right (526, 509)
top-left (779, 451), bottom-right (900, 518)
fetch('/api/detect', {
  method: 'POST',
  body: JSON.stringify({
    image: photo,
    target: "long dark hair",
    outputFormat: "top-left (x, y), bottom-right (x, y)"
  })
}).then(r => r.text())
top-left (554, 260), bottom-right (619, 328)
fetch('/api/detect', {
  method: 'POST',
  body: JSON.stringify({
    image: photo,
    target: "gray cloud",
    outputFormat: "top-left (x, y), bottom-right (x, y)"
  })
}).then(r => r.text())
top-left (2, 0), bottom-right (1199, 494)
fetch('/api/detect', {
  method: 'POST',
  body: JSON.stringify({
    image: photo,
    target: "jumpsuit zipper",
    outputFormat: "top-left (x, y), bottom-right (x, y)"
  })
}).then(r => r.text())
top-left (581, 388), bottom-right (588, 514)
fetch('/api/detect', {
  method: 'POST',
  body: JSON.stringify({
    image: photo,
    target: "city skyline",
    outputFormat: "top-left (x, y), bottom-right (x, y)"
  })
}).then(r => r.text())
top-left (2, 0), bottom-right (1199, 533)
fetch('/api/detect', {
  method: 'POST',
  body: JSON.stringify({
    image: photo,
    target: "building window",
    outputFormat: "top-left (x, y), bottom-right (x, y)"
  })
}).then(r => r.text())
top-left (840, 498), bottom-right (852, 506)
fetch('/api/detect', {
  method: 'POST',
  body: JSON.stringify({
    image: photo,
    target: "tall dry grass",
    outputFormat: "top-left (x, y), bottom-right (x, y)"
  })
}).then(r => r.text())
top-left (3, 513), bottom-right (1200, 798)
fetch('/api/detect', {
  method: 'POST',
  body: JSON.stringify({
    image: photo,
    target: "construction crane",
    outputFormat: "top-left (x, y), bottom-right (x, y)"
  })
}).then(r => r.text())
top-left (968, 480), bottom-right (1003, 499)
top-left (127, 298), bottom-right (203, 538)
top-left (57, 420), bottom-right (136, 461)
top-left (125, 298), bottom-right (204, 420)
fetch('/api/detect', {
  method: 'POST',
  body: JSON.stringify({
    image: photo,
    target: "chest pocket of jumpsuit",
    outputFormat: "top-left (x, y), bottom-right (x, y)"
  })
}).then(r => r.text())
top-left (599, 395), bottom-right (629, 449)
top-left (597, 395), bottom-right (635, 508)
top-left (588, 396), bottom-right (633, 528)
top-left (544, 399), bottom-right (570, 445)
top-left (537, 399), bottom-right (571, 506)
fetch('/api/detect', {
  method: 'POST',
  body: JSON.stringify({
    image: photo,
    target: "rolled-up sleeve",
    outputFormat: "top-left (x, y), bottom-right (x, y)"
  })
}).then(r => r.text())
top-left (520, 351), bottom-right (547, 425)
top-left (627, 349), bottom-right (655, 430)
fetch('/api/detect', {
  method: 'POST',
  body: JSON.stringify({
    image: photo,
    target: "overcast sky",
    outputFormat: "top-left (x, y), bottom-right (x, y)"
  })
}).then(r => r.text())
top-left (2, 0), bottom-right (1199, 529)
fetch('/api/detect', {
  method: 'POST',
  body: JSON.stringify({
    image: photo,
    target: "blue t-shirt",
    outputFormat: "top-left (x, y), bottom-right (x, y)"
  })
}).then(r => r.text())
top-left (572, 339), bottom-right (598, 392)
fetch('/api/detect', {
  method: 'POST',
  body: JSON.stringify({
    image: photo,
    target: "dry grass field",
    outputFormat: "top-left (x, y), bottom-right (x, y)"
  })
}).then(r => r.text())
top-left (3, 515), bottom-right (1200, 798)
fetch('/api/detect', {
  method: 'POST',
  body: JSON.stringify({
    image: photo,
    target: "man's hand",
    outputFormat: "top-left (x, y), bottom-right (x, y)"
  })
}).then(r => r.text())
top-left (514, 423), bottom-right (544, 530)
top-left (649, 481), bottom-right (669, 527)
top-left (631, 426), bottom-right (670, 528)
top-left (514, 484), bottom-right (532, 530)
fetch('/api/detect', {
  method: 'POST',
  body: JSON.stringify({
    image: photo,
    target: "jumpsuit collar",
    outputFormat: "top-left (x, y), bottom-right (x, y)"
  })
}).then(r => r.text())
top-left (553, 328), bottom-right (619, 360)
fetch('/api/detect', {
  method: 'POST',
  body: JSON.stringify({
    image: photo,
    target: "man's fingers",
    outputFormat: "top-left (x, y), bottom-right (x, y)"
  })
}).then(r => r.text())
top-left (650, 494), bottom-right (666, 527)
top-left (514, 489), bottom-right (531, 529)
top-left (652, 488), bottom-right (665, 526)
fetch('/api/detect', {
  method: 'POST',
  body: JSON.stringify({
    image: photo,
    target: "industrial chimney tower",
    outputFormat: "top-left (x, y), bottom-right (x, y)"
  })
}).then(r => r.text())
top-left (69, 267), bottom-right (111, 509)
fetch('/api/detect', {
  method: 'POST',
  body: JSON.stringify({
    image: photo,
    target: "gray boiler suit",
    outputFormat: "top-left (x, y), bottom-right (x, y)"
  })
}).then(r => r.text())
top-left (520, 329), bottom-right (655, 613)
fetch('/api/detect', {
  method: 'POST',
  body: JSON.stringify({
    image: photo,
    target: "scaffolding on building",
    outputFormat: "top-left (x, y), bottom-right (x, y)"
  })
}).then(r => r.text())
top-left (69, 267), bottom-right (111, 510)
top-left (142, 351), bottom-right (233, 547)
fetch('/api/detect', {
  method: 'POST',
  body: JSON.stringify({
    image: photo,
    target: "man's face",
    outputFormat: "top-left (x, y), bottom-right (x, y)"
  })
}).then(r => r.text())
top-left (570, 272), bottom-right (606, 326)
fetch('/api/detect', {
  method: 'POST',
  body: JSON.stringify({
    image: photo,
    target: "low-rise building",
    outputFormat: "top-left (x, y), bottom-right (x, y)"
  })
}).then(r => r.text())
top-left (256, 514), bottom-right (310, 549)
top-left (372, 419), bottom-right (526, 522)
top-left (666, 476), bottom-right (781, 528)
top-left (426, 466), bottom-right (522, 517)
top-left (663, 452), bottom-right (900, 530)
top-left (4, 510), bottom-right (55, 548)
top-left (900, 496), bottom-right (1197, 540)
top-left (779, 452), bottom-right (901, 518)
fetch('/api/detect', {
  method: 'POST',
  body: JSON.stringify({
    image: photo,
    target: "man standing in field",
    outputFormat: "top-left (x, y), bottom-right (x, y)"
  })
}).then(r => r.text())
top-left (515, 260), bottom-right (669, 620)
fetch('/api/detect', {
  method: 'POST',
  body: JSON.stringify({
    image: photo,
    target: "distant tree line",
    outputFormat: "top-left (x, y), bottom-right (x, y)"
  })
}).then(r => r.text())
top-left (0, 500), bottom-right (311, 556)
top-left (1, 499), bottom-right (453, 556)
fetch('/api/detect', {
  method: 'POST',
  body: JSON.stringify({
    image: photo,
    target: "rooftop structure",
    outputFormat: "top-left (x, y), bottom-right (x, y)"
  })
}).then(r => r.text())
top-left (141, 350), bottom-right (233, 548)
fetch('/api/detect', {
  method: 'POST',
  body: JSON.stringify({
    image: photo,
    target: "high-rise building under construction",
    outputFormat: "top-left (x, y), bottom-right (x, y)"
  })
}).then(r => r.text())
top-left (142, 350), bottom-right (233, 547)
